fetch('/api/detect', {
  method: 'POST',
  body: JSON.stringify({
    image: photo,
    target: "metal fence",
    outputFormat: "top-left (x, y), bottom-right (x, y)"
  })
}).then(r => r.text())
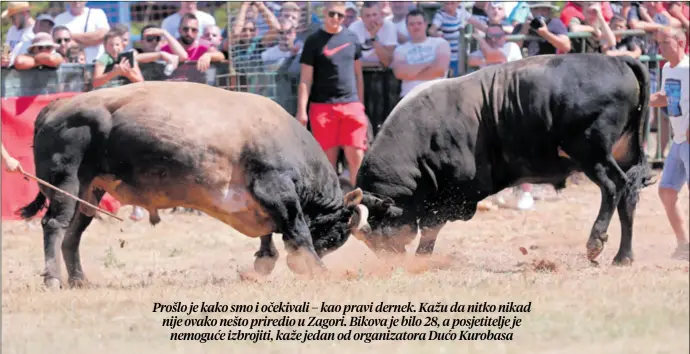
top-left (1, 1), bottom-right (685, 165)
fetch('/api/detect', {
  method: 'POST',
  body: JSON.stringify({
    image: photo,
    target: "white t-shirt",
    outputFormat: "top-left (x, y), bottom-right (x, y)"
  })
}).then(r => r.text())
top-left (161, 11), bottom-right (217, 40)
top-left (660, 54), bottom-right (690, 144)
top-left (4, 25), bottom-right (34, 52)
top-left (394, 37), bottom-right (448, 97)
top-left (469, 42), bottom-right (523, 69)
top-left (54, 7), bottom-right (110, 63)
top-left (348, 18), bottom-right (398, 65)
top-left (261, 45), bottom-right (292, 71)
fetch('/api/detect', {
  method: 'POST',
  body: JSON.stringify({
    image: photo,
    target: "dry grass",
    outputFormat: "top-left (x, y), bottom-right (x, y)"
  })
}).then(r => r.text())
top-left (2, 178), bottom-right (689, 354)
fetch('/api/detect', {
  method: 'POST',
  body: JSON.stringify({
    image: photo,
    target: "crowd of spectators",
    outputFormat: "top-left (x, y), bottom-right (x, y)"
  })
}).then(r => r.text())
top-left (2, 1), bottom-right (688, 217)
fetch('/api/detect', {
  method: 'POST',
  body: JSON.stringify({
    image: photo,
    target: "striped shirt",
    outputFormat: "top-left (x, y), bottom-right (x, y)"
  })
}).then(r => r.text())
top-left (432, 8), bottom-right (472, 62)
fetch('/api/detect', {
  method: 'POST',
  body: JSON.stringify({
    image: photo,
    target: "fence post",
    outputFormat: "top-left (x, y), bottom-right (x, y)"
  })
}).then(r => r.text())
top-left (226, 1), bottom-right (234, 91)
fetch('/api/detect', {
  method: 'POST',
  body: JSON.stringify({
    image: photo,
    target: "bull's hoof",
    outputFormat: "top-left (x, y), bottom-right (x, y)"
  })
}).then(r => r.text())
top-left (43, 277), bottom-right (62, 290)
top-left (612, 254), bottom-right (634, 266)
top-left (286, 252), bottom-right (327, 278)
top-left (254, 256), bottom-right (278, 276)
top-left (286, 253), bottom-right (309, 275)
top-left (254, 247), bottom-right (278, 259)
top-left (68, 277), bottom-right (89, 289)
top-left (586, 238), bottom-right (604, 261)
top-left (149, 212), bottom-right (161, 226)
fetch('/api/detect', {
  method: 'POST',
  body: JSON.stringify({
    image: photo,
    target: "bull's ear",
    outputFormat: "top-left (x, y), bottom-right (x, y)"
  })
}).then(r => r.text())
top-left (343, 188), bottom-right (364, 207)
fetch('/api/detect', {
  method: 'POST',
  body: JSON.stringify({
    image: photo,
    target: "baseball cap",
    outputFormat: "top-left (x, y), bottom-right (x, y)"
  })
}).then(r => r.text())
top-left (345, 1), bottom-right (359, 15)
top-left (36, 14), bottom-right (55, 24)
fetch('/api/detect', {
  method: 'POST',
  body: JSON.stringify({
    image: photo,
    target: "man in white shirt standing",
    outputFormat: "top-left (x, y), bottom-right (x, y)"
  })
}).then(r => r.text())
top-left (391, 9), bottom-right (450, 98)
top-left (386, 1), bottom-right (412, 44)
top-left (651, 27), bottom-right (690, 261)
top-left (161, 1), bottom-right (216, 41)
top-left (53, 1), bottom-right (110, 63)
top-left (347, 1), bottom-right (398, 67)
top-left (2, 2), bottom-right (35, 60)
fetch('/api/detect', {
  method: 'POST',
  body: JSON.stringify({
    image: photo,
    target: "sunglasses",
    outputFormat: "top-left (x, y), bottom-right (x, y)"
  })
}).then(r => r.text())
top-left (145, 36), bottom-right (161, 42)
top-left (34, 46), bottom-right (53, 51)
top-left (181, 26), bottom-right (198, 33)
top-left (328, 11), bottom-right (345, 19)
top-left (486, 33), bottom-right (504, 38)
top-left (242, 27), bottom-right (256, 33)
top-left (55, 37), bottom-right (71, 44)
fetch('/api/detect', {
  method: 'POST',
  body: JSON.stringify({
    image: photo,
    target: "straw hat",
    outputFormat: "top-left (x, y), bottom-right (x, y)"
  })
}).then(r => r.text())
top-left (529, 2), bottom-right (559, 11)
top-left (1, 2), bottom-right (31, 19)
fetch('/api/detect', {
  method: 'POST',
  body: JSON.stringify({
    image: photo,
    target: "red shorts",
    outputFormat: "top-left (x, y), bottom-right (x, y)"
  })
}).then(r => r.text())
top-left (309, 101), bottom-right (369, 151)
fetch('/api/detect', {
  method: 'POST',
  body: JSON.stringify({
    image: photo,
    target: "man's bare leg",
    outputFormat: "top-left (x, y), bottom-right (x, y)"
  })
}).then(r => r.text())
top-left (324, 147), bottom-right (339, 169)
top-left (343, 146), bottom-right (365, 187)
top-left (659, 187), bottom-right (689, 246)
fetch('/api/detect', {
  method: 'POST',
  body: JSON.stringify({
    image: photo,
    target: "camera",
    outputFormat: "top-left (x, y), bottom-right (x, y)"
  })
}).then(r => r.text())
top-left (529, 15), bottom-right (550, 30)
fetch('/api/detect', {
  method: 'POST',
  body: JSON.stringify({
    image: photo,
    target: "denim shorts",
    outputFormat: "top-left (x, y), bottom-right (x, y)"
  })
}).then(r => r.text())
top-left (660, 141), bottom-right (690, 192)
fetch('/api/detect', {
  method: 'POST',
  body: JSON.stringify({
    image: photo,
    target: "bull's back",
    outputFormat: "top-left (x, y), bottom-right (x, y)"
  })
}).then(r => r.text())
top-left (36, 81), bottom-right (324, 193)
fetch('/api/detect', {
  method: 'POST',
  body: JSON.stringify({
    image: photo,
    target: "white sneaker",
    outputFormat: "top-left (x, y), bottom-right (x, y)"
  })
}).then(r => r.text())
top-left (130, 206), bottom-right (145, 221)
top-left (516, 192), bottom-right (535, 210)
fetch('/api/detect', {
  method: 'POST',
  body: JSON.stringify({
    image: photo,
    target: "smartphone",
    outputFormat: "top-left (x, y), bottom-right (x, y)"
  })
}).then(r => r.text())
top-left (117, 50), bottom-right (134, 65)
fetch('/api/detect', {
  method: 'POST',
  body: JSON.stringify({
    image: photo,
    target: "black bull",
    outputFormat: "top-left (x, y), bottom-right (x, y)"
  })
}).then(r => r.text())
top-left (352, 53), bottom-right (655, 266)
top-left (18, 81), bottom-right (370, 288)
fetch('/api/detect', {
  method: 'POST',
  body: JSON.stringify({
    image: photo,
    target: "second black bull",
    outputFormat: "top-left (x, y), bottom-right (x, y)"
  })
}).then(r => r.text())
top-left (351, 53), bottom-right (655, 266)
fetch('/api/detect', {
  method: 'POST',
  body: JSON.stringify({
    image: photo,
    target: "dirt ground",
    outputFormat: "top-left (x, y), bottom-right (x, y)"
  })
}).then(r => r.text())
top-left (2, 177), bottom-right (689, 354)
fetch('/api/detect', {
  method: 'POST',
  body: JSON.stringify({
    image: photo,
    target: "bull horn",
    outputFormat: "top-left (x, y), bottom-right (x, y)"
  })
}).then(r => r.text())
top-left (354, 204), bottom-right (369, 231)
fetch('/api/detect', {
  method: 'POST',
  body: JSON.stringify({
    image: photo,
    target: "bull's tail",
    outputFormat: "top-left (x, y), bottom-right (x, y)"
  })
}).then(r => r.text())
top-left (18, 192), bottom-right (47, 219)
top-left (619, 55), bottom-right (655, 188)
top-left (20, 103), bottom-right (114, 219)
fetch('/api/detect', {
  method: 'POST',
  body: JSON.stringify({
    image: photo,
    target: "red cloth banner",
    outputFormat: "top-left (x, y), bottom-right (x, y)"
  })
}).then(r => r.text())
top-left (1, 92), bottom-right (121, 220)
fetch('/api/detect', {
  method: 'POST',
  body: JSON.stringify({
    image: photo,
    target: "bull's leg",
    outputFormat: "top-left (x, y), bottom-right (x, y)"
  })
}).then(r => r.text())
top-left (250, 172), bottom-right (326, 277)
top-left (62, 189), bottom-right (104, 287)
top-left (580, 156), bottom-right (628, 263)
top-left (416, 223), bottom-right (446, 255)
top-left (253, 234), bottom-right (279, 275)
top-left (40, 177), bottom-right (80, 289)
top-left (612, 165), bottom-right (648, 266)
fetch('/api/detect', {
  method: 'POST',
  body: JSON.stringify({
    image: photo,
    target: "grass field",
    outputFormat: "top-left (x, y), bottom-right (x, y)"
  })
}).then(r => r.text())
top-left (2, 178), bottom-right (689, 354)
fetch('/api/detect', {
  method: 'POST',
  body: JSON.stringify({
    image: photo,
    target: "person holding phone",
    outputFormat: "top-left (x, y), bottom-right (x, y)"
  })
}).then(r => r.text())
top-left (92, 29), bottom-right (143, 89)
top-left (511, 2), bottom-right (572, 56)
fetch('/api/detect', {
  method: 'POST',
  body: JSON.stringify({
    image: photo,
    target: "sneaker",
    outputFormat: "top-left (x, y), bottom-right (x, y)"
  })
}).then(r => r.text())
top-left (671, 243), bottom-right (690, 261)
top-left (341, 169), bottom-right (351, 182)
top-left (516, 192), bottom-right (535, 211)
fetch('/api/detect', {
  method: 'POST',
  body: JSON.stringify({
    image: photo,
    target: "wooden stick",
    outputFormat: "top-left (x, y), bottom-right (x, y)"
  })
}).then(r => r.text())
top-left (19, 168), bottom-right (124, 222)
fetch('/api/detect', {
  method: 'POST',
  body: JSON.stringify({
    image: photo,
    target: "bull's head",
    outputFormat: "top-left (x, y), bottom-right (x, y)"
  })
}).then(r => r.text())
top-left (347, 192), bottom-right (413, 256)
top-left (309, 188), bottom-right (373, 258)
top-left (310, 189), bottom-right (410, 258)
